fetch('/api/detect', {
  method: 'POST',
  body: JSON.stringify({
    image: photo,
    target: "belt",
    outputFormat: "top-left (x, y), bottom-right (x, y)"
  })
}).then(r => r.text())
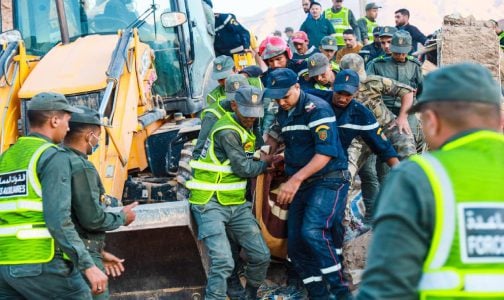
top-left (304, 170), bottom-right (350, 185)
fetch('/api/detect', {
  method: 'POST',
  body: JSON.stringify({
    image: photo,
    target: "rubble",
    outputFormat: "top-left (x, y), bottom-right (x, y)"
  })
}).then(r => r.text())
top-left (438, 15), bottom-right (501, 83)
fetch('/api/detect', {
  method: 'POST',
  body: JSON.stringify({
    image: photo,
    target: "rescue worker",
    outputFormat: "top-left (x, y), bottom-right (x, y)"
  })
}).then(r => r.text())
top-left (357, 2), bottom-right (381, 45)
top-left (367, 30), bottom-right (424, 155)
top-left (300, 2), bottom-right (335, 48)
top-left (306, 52), bottom-right (338, 90)
top-left (258, 36), bottom-right (309, 89)
top-left (394, 8), bottom-right (427, 54)
top-left (207, 55), bottom-right (235, 104)
top-left (318, 35), bottom-right (340, 71)
top-left (195, 75), bottom-right (252, 160)
top-left (291, 31), bottom-right (319, 60)
top-left (339, 53), bottom-right (416, 224)
top-left (358, 27), bottom-right (383, 66)
top-left (187, 86), bottom-right (272, 300)
top-left (0, 92), bottom-right (106, 298)
top-left (335, 29), bottom-right (362, 64)
top-left (324, 0), bottom-right (361, 47)
top-left (367, 26), bottom-right (397, 64)
top-left (265, 68), bottom-right (353, 300)
top-left (357, 63), bottom-right (504, 299)
top-left (63, 106), bottom-right (138, 299)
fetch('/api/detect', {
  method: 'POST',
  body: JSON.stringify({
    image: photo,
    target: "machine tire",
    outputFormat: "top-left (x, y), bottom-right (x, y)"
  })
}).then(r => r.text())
top-left (176, 141), bottom-right (195, 201)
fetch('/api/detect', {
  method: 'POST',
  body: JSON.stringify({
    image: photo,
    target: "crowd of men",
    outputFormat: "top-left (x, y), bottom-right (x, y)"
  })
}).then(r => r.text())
top-left (0, 0), bottom-right (503, 299)
top-left (193, 0), bottom-right (504, 299)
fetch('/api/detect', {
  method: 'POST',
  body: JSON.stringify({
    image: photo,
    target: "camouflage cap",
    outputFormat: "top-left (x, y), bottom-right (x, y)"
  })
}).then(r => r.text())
top-left (320, 36), bottom-right (338, 51)
top-left (69, 105), bottom-right (110, 127)
top-left (307, 53), bottom-right (330, 78)
top-left (390, 30), bottom-right (412, 54)
top-left (339, 53), bottom-right (366, 79)
top-left (379, 26), bottom-right (397, 38)
top-left (211, 55), bottom-right (234, 80)
top-left (224, 74), bottom-right (250, 100)
top-left (234, 86), bottom-right (264, 118)
top-left (27, 92), bottom-right (83, 113)
top-left (410, 63), bottom-right (502, 113)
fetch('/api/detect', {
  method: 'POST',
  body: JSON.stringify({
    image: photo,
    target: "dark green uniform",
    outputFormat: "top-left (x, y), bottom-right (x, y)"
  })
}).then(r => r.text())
top-left (0, 133), bottom-right (94, 299)
top-left (64, 146), bottom-right (125, 299)
top-left (366, 55), bottom-right (424, 152)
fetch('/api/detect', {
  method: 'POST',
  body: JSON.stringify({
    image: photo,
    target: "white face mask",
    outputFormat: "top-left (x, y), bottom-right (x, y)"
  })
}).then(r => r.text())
top-left (88, 132), bottom-right (100, 154)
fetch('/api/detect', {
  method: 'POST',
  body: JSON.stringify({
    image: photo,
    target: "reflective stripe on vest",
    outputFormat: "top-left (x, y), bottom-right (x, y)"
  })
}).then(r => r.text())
top-left (0, 200), bottom-right (43, 212)
top-left (361, 17), bottom-right (378, 43)
top-left (186, 180), bottom-right (247, 191)
top-left (411, 131), bottom-right (504, 299)
top-left (190, 160), bottom-right (233, 173)
top-left (325, 7), bottom-right (351, 45)
top-left (314, 83), bottom-right (331, 91)
top-left (0, 137), bottom-right (56, 264)
top-left (187, 113), bottom-right (255, 206)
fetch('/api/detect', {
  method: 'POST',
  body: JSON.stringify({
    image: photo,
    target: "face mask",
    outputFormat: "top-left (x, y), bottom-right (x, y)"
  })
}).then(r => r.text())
top-left (88, 132), bottom-right (100, 154)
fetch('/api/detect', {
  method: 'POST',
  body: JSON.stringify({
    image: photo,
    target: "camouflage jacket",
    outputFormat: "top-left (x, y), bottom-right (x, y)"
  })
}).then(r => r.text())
top-left (356, 75), bottom-right (414, 126)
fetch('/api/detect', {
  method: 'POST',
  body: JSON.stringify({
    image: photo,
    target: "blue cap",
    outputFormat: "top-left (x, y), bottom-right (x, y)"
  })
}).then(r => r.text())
top-left (263, 68), bottom-right (298, 99)
top-left (333, 69), bottom-right (360, 94)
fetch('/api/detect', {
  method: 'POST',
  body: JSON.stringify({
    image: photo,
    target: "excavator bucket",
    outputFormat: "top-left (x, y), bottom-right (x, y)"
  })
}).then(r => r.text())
top-left (105, 201), bottom-right (208, 300)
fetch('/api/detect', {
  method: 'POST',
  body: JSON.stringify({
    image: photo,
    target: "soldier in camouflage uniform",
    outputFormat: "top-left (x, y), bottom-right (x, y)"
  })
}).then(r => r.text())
top-left (340, 53), bottom-right (416, 224)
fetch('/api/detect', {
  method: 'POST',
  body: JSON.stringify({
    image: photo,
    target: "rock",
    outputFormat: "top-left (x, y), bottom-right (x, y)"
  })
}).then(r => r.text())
top-left (342, 231), bottom-right (372, 291)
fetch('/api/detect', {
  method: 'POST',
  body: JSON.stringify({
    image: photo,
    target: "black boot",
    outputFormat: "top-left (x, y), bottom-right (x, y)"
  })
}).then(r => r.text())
top-left (227, 273), bottom-right (245, 300)
top-left (241, 283), bottom-right (259, 300)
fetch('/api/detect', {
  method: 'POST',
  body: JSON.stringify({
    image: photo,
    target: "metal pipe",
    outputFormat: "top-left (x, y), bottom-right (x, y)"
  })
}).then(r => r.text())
top-left (55, 0), bottom-right (70, 45)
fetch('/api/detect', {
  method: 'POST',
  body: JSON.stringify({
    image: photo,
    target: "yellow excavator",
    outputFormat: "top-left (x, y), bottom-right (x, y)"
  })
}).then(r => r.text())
top-left (0, 0), bottom-right (216, 298)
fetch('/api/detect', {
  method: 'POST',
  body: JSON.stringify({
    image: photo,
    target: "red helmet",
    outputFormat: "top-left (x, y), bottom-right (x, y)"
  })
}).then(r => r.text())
top-left (258, 36), bottom-right (293, 60)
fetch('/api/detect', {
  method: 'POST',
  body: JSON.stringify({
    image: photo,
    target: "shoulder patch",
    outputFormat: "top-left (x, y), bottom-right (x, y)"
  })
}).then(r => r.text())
top-left (407, 56), bottom-right (422, 66)
top-left (315, 125), bottom-right (330, 132)
top-left (305, 102), bottom-right (317, 112)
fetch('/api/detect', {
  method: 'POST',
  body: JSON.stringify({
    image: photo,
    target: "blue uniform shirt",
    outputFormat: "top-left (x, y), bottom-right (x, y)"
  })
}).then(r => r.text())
top-left (271, 90), bottom-right (348, 177)
top-left (307, 89), bottom-right (398, 162)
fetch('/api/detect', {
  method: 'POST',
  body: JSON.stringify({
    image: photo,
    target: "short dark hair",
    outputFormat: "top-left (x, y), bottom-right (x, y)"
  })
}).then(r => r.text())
top-left (65, 122), bottom-right (100, 142)
top-left (310, 1), bottom-right (321, 8)
top-left (395, 8), bottom-right (410, 17)
top-left (420, 101), bottom-right (500, 129)
top-left (27, 110), bottom-right (67, 128)
top-left (343, 29), bottom-right (354, 35)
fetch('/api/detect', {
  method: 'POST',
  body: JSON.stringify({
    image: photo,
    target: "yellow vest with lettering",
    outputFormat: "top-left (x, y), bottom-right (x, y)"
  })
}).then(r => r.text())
top-left (0, 136), bottom-right (56, 264)
top-left (412, 131), bottom-right (504, 299)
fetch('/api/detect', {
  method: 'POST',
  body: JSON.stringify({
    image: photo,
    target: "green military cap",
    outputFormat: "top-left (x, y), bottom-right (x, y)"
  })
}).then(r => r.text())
top-left (307, 53), bottom-right (330, 78)
top-left (410, 63), bottom-right (502, 113)
top-left (365, 2), bottom-right (381, 10)
top-left (69, 105), bottom-right (110, 127)
top-left (234, 86), bottom-right (264, 118)
top-left (211, 55), bottom-right (235, 80)
top-left (27, 92), bottom-right (83, 113)
top-left (390, 30), bottom-right (412, 54)
top-left (320, 36), bottom-right (338, 51)
top-left (379, 26), bottom-right (397, 38)
top-left (225, 74), bottom-right (250, 100)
